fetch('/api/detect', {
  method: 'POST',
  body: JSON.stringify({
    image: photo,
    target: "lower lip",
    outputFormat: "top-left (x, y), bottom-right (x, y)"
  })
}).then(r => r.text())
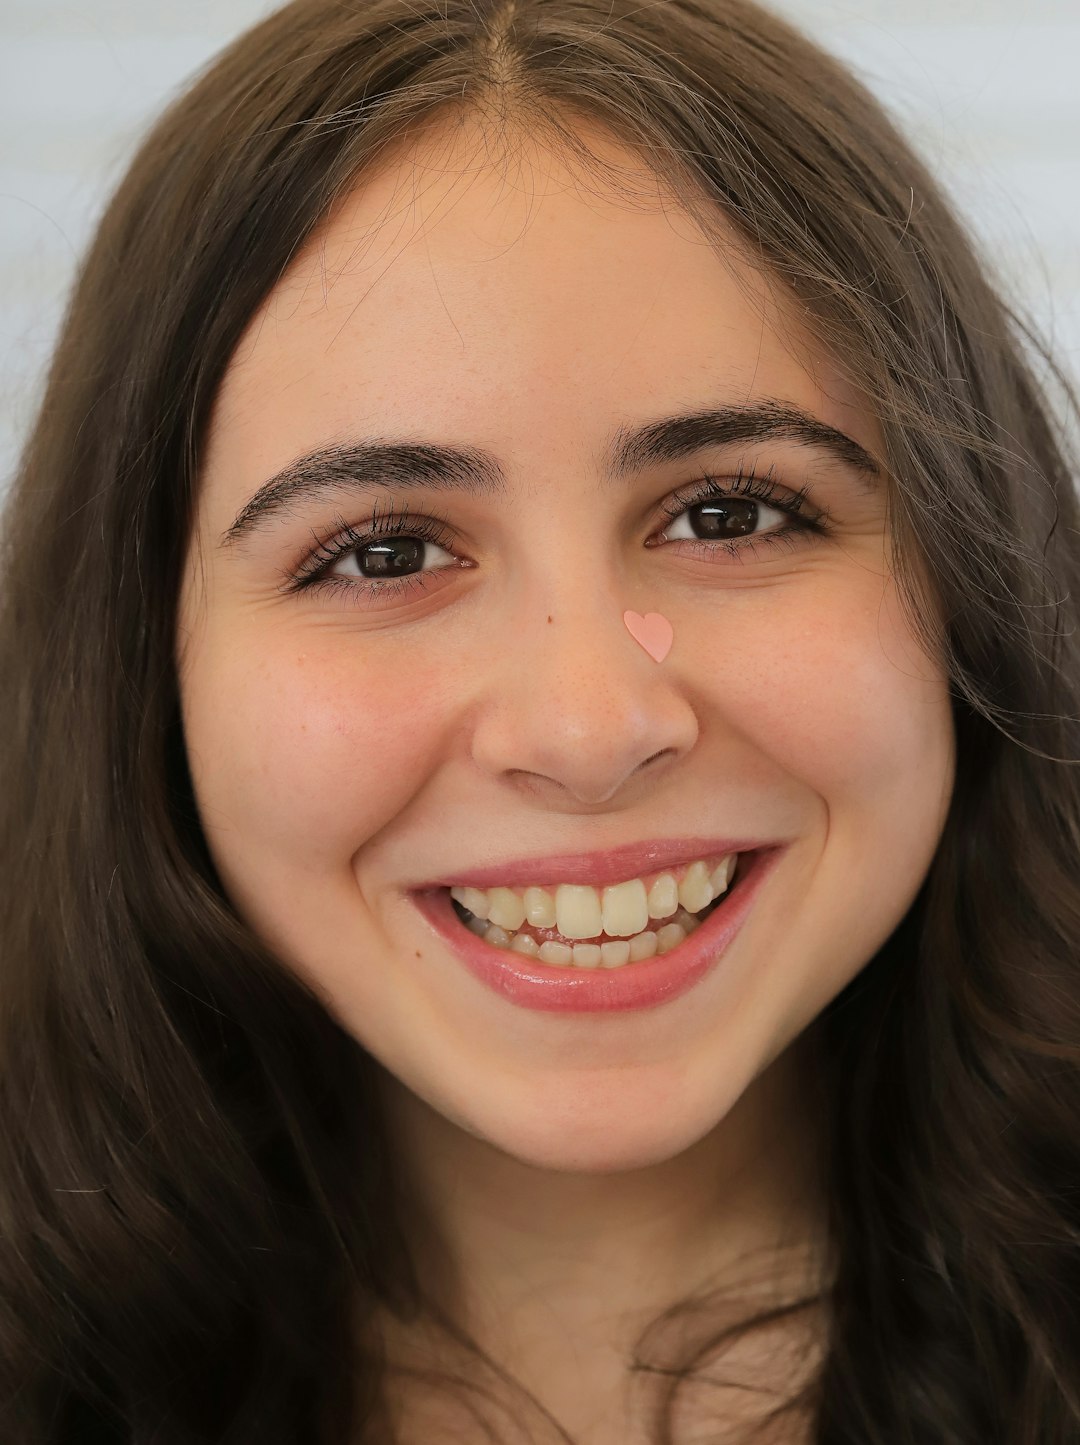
top-left (409, 846), bottom-right (784, 1013)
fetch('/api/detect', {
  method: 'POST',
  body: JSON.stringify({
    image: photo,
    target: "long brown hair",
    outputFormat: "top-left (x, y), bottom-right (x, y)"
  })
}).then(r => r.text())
top-left (2, 1), bottom-right (1079, 1440)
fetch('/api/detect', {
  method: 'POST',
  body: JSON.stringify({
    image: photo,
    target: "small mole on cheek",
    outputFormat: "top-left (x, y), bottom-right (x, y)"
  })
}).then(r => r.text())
top-left (547, 615), bottom-right (553, 623)
top-left (415, 951), bottom-right (421, 959)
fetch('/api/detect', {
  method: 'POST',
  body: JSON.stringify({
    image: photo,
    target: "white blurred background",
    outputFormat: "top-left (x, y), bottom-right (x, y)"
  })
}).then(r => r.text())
top-left (2, 0), bottom-right (1078, 491)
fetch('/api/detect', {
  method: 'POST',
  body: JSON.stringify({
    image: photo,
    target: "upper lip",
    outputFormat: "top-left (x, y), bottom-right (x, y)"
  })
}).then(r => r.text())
top-left (412, 836), bottom-right (778, 892)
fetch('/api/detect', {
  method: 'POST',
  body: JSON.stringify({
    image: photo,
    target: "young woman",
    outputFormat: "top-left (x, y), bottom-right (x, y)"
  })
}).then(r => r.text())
top-left (2, 1), bottom-right (1078, 1441)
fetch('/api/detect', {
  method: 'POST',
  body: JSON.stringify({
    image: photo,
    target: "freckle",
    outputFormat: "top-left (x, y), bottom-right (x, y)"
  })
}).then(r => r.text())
top-left (547, 615), bottom-right (553, 623)
top-left (415, 950), bottom-right (421, 959)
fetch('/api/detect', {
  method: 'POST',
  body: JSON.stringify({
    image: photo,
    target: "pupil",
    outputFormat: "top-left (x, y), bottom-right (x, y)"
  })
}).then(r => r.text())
top-left (360, 536), bottom-right (424, 578)
top-left (692, 499), bottom-right (757, 540)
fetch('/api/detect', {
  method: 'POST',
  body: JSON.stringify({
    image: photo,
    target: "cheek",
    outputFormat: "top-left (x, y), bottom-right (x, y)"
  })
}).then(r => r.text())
top-left (181, 632), bottom-right (450, 880)
top-left (714, 573), bottom-right (952, 807)
top-left (688, 575), bottom-right (954, 1072)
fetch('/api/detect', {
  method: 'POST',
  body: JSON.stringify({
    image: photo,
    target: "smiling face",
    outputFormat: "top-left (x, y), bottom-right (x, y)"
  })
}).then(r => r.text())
top-left (176, 115), bottom-right (956, 1173)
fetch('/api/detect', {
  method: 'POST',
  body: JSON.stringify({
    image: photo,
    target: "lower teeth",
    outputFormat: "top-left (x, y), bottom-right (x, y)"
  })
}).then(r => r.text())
top-left (453, 894), bottom-right (724, 970)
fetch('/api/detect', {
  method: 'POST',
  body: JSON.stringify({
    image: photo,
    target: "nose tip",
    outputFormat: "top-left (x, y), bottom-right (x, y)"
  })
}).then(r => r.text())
top-left (467, 604), bottom-right (698, 808)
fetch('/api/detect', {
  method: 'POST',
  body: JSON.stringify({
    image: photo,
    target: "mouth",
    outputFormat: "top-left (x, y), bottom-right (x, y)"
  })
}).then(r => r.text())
top-left (449, 850), bottom-right (741, 967)
top-left (409, 846), bottom-right (783, 1013)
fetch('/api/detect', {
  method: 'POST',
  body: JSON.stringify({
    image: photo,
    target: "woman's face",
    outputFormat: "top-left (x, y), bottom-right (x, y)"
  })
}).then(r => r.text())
top-left (177, 119), bottom-right (955, 1172)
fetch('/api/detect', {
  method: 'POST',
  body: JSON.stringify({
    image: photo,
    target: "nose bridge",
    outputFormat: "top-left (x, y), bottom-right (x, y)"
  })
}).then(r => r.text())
top-left (467, 564), bottom-right (698, 806)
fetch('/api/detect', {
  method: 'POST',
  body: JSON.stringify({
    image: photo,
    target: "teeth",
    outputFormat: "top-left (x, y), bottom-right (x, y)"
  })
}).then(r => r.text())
top-left (571, 943), bottom-right (602, 968)
top-left (537, 936), bottom-right (662, 971)
top-left (600, 939), bottom-right (631, 968)
top-left (629, 930), bottom-right (658, 962)
top-left (487, 886), bottom-right (526, 931)
top-left (656, 922), bottom-right (687, 954)
top-left (537, 942), bottom-right (575, 965)
top-left (646, 873), bottom-right (679, 920)
top-left (524, 886), bottom-right (557, 928)
top-left (450, 854), bottom-right (738, 933)
top-left (601, 879), bottom-right (649, 937)
top-left (555, 885), bottom-right (604, 941)
top-left (454, 878), bottom-right (727, 970)
top-left (457, 886), bottom-right (490, 919)
top-left (711, 856), bottom-right (736, 892)
top-left (678, 861), bottom-right (713, 913)
top-left (538, 940), bottom-right (573, 966)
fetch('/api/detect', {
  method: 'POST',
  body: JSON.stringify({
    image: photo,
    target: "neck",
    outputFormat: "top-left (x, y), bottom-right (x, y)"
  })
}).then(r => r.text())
top-left (371, 1035), bottom-right (831, 1444)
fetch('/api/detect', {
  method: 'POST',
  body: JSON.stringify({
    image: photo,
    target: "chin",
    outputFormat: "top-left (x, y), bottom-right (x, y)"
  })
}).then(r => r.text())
top-left (464, 1088), bottom-right (725, 1175)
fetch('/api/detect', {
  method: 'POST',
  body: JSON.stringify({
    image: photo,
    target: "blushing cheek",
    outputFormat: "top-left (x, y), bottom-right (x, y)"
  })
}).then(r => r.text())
top-left (714, 586), bottom-right (952, 822)
top-left (834, 577), bottom-right (955, 796)
top-left (185, 637), bottom-right (451, 877)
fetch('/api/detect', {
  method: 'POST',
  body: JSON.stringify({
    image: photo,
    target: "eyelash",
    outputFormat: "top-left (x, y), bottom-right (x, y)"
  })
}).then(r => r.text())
top-left (283, 466), bottom-right (832, 607)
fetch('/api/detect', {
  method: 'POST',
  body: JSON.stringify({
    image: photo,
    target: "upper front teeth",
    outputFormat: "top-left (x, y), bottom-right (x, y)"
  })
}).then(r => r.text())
top-left (450, 854), bottom-right (737, 940)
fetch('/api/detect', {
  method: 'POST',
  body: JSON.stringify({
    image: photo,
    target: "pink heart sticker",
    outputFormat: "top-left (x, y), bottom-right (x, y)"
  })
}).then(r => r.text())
top-left (623, 609), bottom-right (673, 663)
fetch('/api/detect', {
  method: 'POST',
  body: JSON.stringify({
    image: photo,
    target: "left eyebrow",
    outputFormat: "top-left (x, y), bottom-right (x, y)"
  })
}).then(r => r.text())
top-left (217, 398), bottom-right (883, 551)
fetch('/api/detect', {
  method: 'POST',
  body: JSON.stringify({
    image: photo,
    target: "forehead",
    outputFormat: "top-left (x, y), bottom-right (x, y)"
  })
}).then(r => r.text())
top-left (204, 114), bottom-right (880, 490)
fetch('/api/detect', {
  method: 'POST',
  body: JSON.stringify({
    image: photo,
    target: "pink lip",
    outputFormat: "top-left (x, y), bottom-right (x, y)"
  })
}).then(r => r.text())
top-left (413, 836), bottom-right (777, 891)
top-left (410, 845), bottom-right (785, 1013)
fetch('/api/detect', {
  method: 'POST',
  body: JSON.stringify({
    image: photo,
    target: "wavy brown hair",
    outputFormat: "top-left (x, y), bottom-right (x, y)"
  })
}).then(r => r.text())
top-left (3, 0), bottom-right (1079, 1440)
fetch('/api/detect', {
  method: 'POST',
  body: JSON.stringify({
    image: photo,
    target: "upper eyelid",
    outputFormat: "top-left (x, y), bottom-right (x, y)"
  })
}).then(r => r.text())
top-left (660, 469), bottom-right (826, 522)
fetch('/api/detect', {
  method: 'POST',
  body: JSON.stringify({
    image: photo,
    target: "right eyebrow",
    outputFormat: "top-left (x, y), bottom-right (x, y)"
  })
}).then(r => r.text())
top-left (218, 397), bottom-right (883, 551)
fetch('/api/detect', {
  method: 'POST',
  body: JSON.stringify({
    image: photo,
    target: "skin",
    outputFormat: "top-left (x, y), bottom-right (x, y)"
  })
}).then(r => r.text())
top-left (176, 114), bottom-right (956, 1440)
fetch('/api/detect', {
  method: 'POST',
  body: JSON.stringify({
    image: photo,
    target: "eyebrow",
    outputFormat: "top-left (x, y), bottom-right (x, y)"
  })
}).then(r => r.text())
top-left (218, 398), bottom-right (883, 550)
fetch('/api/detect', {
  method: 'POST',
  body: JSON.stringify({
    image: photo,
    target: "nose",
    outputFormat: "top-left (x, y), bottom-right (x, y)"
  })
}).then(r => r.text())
top-left (468, 588), bottom-right (699, 809)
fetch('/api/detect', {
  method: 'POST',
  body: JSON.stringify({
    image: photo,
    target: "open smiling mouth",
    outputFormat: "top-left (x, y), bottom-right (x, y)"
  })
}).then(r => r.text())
top-left (448, 851), bottom-right (744, 971)
top-left (411, 848), bottom-right (782, 1014)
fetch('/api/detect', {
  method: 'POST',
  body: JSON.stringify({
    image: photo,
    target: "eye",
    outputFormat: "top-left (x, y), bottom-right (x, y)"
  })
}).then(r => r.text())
top-left (284, 466), bottom-right (831, 609)
top-left (285, 502), bottom-right (470, 609)
top-left (651, 467), bottom-right (830, 560)
top-left (658, 491), bottom-right (791, 545)
top-left (328, 531), bottom-right (457, 583)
